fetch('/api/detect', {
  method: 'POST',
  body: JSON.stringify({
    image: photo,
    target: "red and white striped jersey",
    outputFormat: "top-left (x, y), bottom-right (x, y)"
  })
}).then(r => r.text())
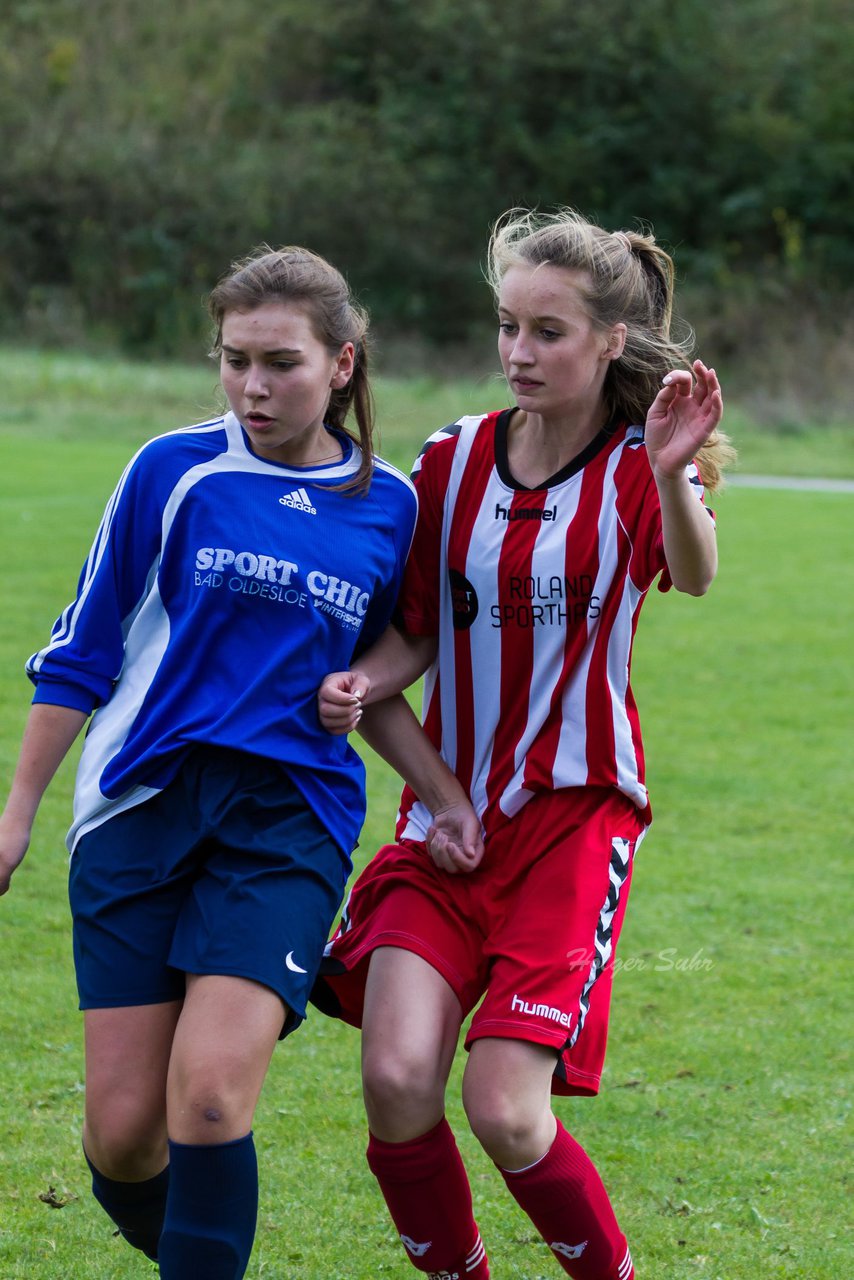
top-left (395, 409), bottom-right (712, 841)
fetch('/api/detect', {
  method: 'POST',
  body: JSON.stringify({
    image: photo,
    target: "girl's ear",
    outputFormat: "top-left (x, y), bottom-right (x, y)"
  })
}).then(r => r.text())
top-left (603, 323), bottom-right (627, 361)
top-left (331, 342), bottom-right (356, 388)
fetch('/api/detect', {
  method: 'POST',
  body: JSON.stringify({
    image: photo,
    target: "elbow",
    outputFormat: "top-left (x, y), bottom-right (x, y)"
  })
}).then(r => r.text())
top-left (674, 567), bottom-right (716, 597)
top-left (680, 580), bottom-right (712, 598)
top-left (669, 543), bottom-right (718, 598)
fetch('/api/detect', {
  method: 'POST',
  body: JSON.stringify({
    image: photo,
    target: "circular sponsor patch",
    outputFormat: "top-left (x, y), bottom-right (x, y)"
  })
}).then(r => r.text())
top-left (449, 567), bottom-right (478, 630)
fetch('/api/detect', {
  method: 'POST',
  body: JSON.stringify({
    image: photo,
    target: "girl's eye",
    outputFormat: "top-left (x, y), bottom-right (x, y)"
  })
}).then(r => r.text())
top-left (540, 329), bottom-right (561, 341)
top-left (271, 361), bottom-right (295, 370)
top-left (498, 322), bottom-right (517, 335)
top-left (225, 357), bottom-right (247, 368)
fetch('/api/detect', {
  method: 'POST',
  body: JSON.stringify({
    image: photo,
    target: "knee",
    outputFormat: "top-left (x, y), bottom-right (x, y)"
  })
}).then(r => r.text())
top-left (462, 1087), bottom-right (526, 1161)
top-left (462, 1079), bottom-right (553, 1169)
top-left (362, 1045), bottom-right (445, 1137)
top-left (84, 1095), bottom-right (167, 1180)
top-left (168, 1066), bottom-right (246, 1143)
top-left (179, 1086), bottom-right (231, 1133)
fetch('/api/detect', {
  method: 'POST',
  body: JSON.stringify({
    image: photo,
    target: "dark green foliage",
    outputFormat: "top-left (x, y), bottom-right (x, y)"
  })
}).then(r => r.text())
top-left (0, 0), bottom-right (851, 352)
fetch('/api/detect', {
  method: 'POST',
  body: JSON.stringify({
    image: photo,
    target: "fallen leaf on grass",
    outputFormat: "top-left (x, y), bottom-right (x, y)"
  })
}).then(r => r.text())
top-left (39, 1185), bottom-right (76, 1209)
top-left (662, 1196), bottom-right (697, 1216)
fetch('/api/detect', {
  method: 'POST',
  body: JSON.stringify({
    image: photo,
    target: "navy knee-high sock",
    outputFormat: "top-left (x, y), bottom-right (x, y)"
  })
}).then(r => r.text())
top-left (158, 1132), bottom-right (258, 1280)
top-left (84, 1150), bottom-right (168, 1261)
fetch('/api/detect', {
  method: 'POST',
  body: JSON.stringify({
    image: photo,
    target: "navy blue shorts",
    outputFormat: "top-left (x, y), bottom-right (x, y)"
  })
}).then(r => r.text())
top-left (69, 746), bottom-right (351, 1036)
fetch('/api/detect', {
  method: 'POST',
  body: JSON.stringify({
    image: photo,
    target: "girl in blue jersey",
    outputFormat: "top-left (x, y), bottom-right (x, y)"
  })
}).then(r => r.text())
top-left (0, 246), bottom-right (477, 1279)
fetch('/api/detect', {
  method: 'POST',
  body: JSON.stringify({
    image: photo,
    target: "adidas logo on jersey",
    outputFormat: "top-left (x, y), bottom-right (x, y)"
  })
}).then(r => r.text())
top-left (279, 487), bottom-right (317, 515)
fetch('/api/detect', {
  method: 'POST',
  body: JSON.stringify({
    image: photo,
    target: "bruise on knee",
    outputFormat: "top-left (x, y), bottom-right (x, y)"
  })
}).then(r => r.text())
top-left (184, 1092), bottom-right (228, 1128)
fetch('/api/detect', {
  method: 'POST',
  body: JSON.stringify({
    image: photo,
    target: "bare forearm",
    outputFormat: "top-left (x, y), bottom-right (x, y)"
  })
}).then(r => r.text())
top-left (355, 625), bottom-right (438, 704)
top-left (358, 696), bottom-right (467, 813)
top-left (3, 703), bottom-right (88, 829)
top-left (0, 703), bottom-right (87, 894)
top-left (655, 470), bottom-right (718, 596)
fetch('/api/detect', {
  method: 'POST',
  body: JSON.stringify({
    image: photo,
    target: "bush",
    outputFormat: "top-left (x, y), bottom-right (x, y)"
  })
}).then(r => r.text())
top-left (0, 0), bottom-right (851, 358)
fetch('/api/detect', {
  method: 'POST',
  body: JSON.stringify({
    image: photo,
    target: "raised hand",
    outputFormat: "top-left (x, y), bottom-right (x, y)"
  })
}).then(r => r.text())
top-left (644, 360), bottom-right (723, 480)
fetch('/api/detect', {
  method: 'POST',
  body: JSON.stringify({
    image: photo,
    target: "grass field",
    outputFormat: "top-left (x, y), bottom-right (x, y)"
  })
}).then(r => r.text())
top-left (0, 347), bottom-right (851, 1278)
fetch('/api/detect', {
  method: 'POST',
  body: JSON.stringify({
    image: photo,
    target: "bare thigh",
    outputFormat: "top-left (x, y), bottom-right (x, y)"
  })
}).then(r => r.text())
top-left (166, 973), bottom-right (286, 1145)
top-left (84, 1000), bottom-right (183, 1179)
top-left (361, 946), bottom-right (463, 1141)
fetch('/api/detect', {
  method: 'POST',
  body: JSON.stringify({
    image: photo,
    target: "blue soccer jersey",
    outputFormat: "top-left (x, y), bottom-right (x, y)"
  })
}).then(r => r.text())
top-left (27, 412), bottom-right (417, 855)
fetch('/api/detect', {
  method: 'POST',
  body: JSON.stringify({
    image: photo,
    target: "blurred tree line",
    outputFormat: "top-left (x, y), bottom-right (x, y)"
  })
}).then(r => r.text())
top-left (0, 0), bottom-right (851, 360)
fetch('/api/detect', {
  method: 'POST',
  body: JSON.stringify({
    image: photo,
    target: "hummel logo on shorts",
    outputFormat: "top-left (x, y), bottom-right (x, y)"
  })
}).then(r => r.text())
top-left (279, 487), bottom-right (317, 515)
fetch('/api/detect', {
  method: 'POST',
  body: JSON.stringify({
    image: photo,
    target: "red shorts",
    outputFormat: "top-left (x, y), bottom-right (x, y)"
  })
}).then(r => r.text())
top-left (315, 787), bottom-right (648, 1096)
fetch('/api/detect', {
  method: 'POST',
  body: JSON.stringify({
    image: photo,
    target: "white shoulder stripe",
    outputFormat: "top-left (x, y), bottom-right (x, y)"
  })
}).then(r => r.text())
top-left (372, 455), bottom-right (418, 500)
top-left (149, 417), bottom-right (227, 441)
top-left (29, 451), bottom-right (143, 671)
top-left (410, 414), bottom-right (486, 478)
top-left (31, 420), bottom-right (229, 672)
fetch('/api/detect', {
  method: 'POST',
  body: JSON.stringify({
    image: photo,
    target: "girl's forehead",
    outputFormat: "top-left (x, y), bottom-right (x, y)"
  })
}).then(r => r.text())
top-left (221, 300), bottom-right (317, 346)
top-left (498, 263), bottom-right (591, 317)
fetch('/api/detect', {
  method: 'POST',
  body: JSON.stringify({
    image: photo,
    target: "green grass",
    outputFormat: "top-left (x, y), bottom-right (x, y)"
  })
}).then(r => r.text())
top-left (0, 348), bottom-right (852, 1278)
top-left (2, 344), bottom-right (853, 480)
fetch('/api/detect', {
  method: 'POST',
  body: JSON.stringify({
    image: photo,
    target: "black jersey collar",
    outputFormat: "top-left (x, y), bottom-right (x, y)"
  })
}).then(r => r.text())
top-left (494, 407), bottom-right (620, 492)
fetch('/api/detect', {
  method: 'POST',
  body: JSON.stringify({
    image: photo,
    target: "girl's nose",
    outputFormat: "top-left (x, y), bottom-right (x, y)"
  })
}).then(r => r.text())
top-left (244, 363), bottom-right (269, 397)
top-left (511, 335), bottom-right (533, 365)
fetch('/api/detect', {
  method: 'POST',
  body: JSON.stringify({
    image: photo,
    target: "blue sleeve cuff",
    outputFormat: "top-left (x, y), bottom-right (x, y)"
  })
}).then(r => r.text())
top-left (31, 678), bottom-right (99, 715)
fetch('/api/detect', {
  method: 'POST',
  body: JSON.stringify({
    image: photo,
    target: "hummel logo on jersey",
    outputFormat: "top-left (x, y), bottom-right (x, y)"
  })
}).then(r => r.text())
top-left (494, 502), bottom-right (556, 521)
top-left (279, 487), bottom-right (317, 515)
top-left (427, 1271), bottom-right (460, 1279)
top-left (401, 1235), bottom-right (432, 1257)
top-left (552, 1240), bottom-right (588, 1260)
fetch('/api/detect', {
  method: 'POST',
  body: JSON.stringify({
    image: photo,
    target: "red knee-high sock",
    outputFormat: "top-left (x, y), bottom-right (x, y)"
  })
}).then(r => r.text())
top-left (500, 1120), bottom-right (633, 1280)
top-left (366, 1118), bottom-right (489, 1278)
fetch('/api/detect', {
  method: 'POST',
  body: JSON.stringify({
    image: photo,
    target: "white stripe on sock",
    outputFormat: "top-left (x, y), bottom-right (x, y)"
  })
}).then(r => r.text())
top-left (466, 1234), bottom-right (486, 1269)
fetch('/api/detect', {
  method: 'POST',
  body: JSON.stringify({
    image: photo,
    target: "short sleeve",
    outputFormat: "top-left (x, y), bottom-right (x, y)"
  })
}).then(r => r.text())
top-left (397, 428), bottom-right (458, 635)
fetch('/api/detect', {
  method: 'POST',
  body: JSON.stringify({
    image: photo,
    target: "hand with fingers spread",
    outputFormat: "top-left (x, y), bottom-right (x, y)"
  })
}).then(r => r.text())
top-left (644, 359), bottom-right (723, 481)
top-left (644, 358), bottom-right (722, 596)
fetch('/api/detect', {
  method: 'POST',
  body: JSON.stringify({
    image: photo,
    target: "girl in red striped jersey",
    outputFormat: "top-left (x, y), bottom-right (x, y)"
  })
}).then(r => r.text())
top-left (314, 208), bottom-right (732, 1280)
